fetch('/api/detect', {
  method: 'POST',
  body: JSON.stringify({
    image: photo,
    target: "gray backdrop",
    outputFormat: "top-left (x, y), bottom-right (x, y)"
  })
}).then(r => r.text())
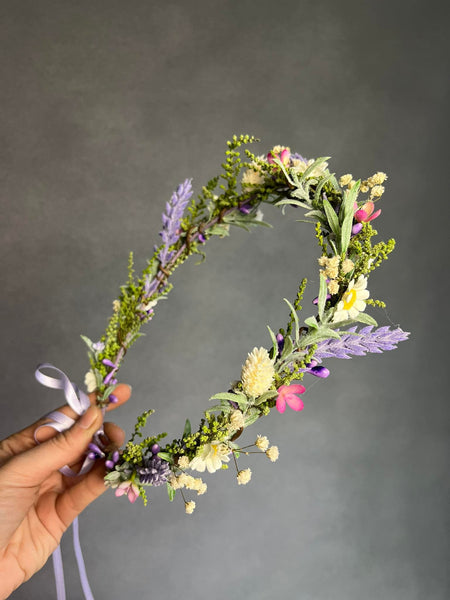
top-left (1, 1), bottom-right (449, 599)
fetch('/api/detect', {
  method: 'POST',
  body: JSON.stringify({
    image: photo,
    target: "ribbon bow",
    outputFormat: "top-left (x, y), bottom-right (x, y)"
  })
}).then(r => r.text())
top-left (35, 363), bottom-right (106, 600)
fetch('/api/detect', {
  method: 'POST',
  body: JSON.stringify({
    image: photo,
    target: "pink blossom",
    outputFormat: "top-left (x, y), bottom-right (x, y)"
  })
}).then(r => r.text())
top-left (354, 201), bottom-right (381, 223)
top-left (276, 384), bottom-right (306, 414)
top-left (115, 480), bottom-right (140, 503)
top-left (267, 148), bottom-right (291, 166)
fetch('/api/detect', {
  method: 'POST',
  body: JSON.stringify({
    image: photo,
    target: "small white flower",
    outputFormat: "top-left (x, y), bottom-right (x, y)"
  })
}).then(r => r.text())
top-left (266, 446), bottom-right (279, 462)
top-left (112, 300), bottom-right (121, 312)
top-left (178, 455), bottom-right (190, 469)
top-left (242, 167), bottom-right (265, 187)
top-left (332, 275), bottom-right (370, 323)
top-left (185, 501), bottom-right (196, 514)
top-left (84, 370), bottom-right (97, 393)
top-left (255, 435), bottom-right (269, 452)
top-left (229, 410), bottom-right (245, 431)
top-left (237, 468), bottom-right (252, 485)
top-left (291, 158), bottom-right (329, 179)
top-left (189, 441), bottom-right (231, 474)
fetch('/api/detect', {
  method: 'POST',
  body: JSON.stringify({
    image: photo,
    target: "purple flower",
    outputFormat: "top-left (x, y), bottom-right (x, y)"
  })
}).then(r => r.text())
top-left (139, 455), bottom-right (171, 486)
top-left (158, 179), bottom-right (193, 267)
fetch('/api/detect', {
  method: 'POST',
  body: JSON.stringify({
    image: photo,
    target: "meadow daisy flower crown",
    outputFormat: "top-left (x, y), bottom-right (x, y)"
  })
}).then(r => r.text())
top-left (73, 135), bottom-right (408, 512)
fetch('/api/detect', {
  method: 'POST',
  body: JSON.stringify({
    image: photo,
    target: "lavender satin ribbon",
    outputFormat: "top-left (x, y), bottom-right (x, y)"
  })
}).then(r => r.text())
top-left (35, 363), bottom-right (103, 600)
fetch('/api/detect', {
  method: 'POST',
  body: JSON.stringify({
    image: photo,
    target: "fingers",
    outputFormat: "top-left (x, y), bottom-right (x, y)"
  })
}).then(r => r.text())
top-left (54, 422), bottom-right (126, 527)
top-left (0, 384), bottom-right (132, 460)
top-left (3, 406), bottom-right (104, 488)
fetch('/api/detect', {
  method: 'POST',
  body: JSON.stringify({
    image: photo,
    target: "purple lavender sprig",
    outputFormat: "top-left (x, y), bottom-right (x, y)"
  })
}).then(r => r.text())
top-left (158, 178), bottom-right (193, 267)
top-left (314, 326), bottom-right (410, 362)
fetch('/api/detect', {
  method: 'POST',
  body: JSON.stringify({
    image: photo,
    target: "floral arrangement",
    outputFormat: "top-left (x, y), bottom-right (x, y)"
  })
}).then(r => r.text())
top-left (81, 135), bottom-right (408, 512)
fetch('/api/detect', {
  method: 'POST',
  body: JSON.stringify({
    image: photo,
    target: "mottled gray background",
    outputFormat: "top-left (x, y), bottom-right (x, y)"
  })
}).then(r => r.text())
top-left (1, 1), bottom-right (449, 599)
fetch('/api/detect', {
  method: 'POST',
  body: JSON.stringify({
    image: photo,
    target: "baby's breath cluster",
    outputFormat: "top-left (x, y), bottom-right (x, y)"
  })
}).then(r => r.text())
top-left (84, 137), bottom-right (407, 511)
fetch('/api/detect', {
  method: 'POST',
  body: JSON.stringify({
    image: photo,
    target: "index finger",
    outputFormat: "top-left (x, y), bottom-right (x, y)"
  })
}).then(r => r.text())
top-left (0, 383), bottom-right (132, 461)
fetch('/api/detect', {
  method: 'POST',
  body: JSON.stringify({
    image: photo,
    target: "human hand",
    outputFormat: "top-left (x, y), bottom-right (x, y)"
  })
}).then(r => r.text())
top-left (0, 383), bottom-right (132, 599)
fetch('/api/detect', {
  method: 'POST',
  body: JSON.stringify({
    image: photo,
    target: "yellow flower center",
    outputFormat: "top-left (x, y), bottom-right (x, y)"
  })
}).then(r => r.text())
top-left (342, 288), bottom-right (357, 310)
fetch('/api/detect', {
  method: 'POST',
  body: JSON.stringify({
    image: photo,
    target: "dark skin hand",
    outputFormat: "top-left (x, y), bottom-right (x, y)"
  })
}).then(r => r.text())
top-left (0, 383), bottom-right (132, 599)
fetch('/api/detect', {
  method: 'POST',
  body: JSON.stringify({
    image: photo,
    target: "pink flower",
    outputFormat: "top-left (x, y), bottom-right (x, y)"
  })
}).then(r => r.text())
top-left (276, 384), bottom-right (306, 413)
top-left (267, 148), bottom-right (291, 166)
top-left (354, 201), bottom-right (381, 223)
top-left (115, 480), bottom-right (140, 503)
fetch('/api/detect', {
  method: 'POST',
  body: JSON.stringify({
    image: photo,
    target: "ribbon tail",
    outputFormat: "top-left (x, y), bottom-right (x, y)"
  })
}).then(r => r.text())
top-left (72, 517), bottom-right (95, 600)
top-left (52, 545), bottom-right (66, 600)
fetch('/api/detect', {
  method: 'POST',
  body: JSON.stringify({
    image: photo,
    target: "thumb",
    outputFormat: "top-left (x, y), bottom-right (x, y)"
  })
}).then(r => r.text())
top-left (5, 406), bottom-right (103, 487)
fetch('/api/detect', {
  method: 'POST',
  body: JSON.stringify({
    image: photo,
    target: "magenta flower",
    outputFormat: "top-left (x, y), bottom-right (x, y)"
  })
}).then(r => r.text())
top-left (354, 201), bottom-right (381, 223)
top-left (115, 480), bottom-right (140, 503)
top-left (276, 384), bottom-right (306, 413)
top-left (267, 148), bottom-right (290, 166)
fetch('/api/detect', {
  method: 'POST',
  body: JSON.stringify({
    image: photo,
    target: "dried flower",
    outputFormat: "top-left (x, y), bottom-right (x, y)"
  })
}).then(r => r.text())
top-left (112, 300), bottom-right (121, 313)
top-left (370, 185), bottom-right (385, 199)
top-left (266, 446), bottom-right (279, 462)
top-left (339, 174), bottom-right (353, 187)
top-left (255, 435), bottom-right (269, 452)
top-left (178, 455), bottom-right (190, 469)
top-left (84, 370), bottom-right (97, 393)
top-left (138, 455), bottom-right (171, 486)
top-left (237, 468), bottom-right (252, 485)
top-left (241, 347), bottom-right (275, 398)
top-left (185, 501), bottom-right (196, 514)
top-left (242, 167), bottom-right (265, 186)
top-left (327, 279), bottom-right (339, 295)
top-left (229, 409), bottom-right (245, 431)
top-left (341, 259), bottom-right (355, 274)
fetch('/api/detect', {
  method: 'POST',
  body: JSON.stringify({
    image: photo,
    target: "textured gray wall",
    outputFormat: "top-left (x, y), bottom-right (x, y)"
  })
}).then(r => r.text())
top-left (1, 1), bottom-right (449, 599)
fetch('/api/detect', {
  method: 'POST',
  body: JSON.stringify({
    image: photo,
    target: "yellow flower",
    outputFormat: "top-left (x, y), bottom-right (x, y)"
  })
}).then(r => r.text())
top-left (332, 275), bottom-right (370, 323)
top-left (241, 347), bottom-right (275, 398)
top-left (189, 441), bottom-right (231, 473)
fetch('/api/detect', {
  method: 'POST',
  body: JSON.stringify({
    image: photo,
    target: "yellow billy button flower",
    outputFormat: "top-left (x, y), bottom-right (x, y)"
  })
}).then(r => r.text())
top-left (241, 347), bottom-right (275, 398)
top-left (332, 275), bottom-right (370, 323)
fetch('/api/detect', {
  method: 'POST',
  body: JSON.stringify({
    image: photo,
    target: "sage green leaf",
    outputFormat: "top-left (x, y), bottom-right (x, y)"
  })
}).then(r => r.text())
top-left (302, 157), bottom-right (330, 179)
top-left (314, 173), bottom-right (334, 204)
top-left (318, 274), bottom-right (328, 321)
top-left (210, 392), bottom-right (247, 403)
top-left (304, 315), bottom-right (319, 329)
top-left (167, 483), bottom-right (176, 502)
top-left (301, 327), bottom-right (340, 346)
top-left (280, 335), bottom-right (293, 360)
top-left (340, 210), bottom-right (354, 255)
top-left (208, 224), bottom-right (231, 236)
top-left (244, 408), bottom-right (261, 427)
top-left (183, 419), bottom-right (191, 437)
top-left (157, 452), bottom-right (174, 464)
top-left (80, 334), bottom-right (94, 352)
top-left (254, 390), bottom-right (278, 405)
top-left (284, 298), bottom-right (300, 345)
top-left (322, 196), bottom-right (340, 237)
top-left (275, 198), bottom-right (309, 209)
top-left (354, 312), bottom-right (378, 326)
top-left (267, 325), bottom-right (279, 358)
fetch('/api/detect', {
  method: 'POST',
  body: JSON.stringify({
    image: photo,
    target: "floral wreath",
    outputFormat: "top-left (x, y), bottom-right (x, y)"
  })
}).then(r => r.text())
top-left (76, 135), bottom-right (408, 513)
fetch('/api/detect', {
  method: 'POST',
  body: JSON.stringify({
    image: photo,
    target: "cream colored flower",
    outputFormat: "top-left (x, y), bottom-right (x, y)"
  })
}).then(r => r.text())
top-left (237, 468), bottom-right (252, 485)
top-left (242, 168), bottom-right (265, 186)
top-left (178, 455), bottom-right (190, 469)
top-left (255, 435), bottom-right (269, 452)
top-left (266, 446), bottom-right (279, 462)
top-left (370, 185), bottom-right (385, 199)
top-left (241, 347), bottom-right (275, 398)
top-left (185, 501), bottom-right (196, 514)
top-left (368, 172), bottom-right (387, 186)
top-left (360, 181), bottom-right (370, 193)
top-left (112, 300), bottom-right (121, 312)
top-left (332, 275), bottom-right (370, 323)
top-left (339, 174), bottom-right (353, 187)
top-left (189, 441), bottom-right (231, 474)
top-left (341, 258), bottom-right (355, 274)
top-left (168, 474), bottom-right (180, 489)
top-left (291, 158), bottom-right (328, 179)
top-left (84, 370), bottom-right (97, 393)
top-left (229, 410), bottom-right (245, 431)
top-left (197, 482), bottom-right (208, 495)
top-left (327, 279), bottom-right (339, 295)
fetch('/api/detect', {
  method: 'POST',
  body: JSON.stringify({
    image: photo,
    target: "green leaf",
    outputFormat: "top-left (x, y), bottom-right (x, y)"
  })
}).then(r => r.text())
top-left (267, 325), bottom-right (279, 358)
top-left (244, 408), bottom-right (261, 427)
top-left (314, 173), bottom-right (334, 204)
top-left (301, 327), bottom-right (341, 346)
top-left (254, 390), bottom-right (278, 405)
top-left (317, 274), bottom-right (328, 321)
top-left (157, 452), bottom-right (174, 464)
top-left (304, 315), bottom-right (319, 329)
top-left (340, 210), bottom-right (354, 255)
top-left (167, 483), bottom-right (176, 502)
top-left (302, 157), bottom-right (330, 179)
top-left (280, 335), bottom-right (294, 361)
top-left (275, 198), bottom-right (309, 209)
top-left (354, 312), bottom-right (378, 326)
top-left (80, 334), bottom-right (94, 352)
top-left (284, 298), bottom-right (300, 346)
top-left (210, 392), bottom-right (247, 403)
top-left (322, 196), bottom-right (340, 237)
top-left (183, 419), bottom-right (191, 437)
top-left (208, 224), bottom-right (230, 236)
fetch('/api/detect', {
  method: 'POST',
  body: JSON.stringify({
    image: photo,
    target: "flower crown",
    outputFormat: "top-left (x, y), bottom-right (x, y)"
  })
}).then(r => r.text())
top-left (81, 135), bottom-right (408, 512)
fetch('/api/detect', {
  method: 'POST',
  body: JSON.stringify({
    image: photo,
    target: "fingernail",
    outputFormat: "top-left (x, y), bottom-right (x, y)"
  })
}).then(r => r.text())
top-left (78, 406), bottom-right (99, 429)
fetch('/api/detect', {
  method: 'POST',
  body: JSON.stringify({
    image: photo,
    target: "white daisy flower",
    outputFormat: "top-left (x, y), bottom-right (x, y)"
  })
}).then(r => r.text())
top-left (332, 275), bottom-right (370, 323)
top-left (189, 441), bottom-right (231, 474)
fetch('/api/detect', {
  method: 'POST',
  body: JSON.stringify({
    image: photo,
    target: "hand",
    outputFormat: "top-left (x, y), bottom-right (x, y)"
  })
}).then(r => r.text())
top-left (0, 383), bottom-right (132, 599)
